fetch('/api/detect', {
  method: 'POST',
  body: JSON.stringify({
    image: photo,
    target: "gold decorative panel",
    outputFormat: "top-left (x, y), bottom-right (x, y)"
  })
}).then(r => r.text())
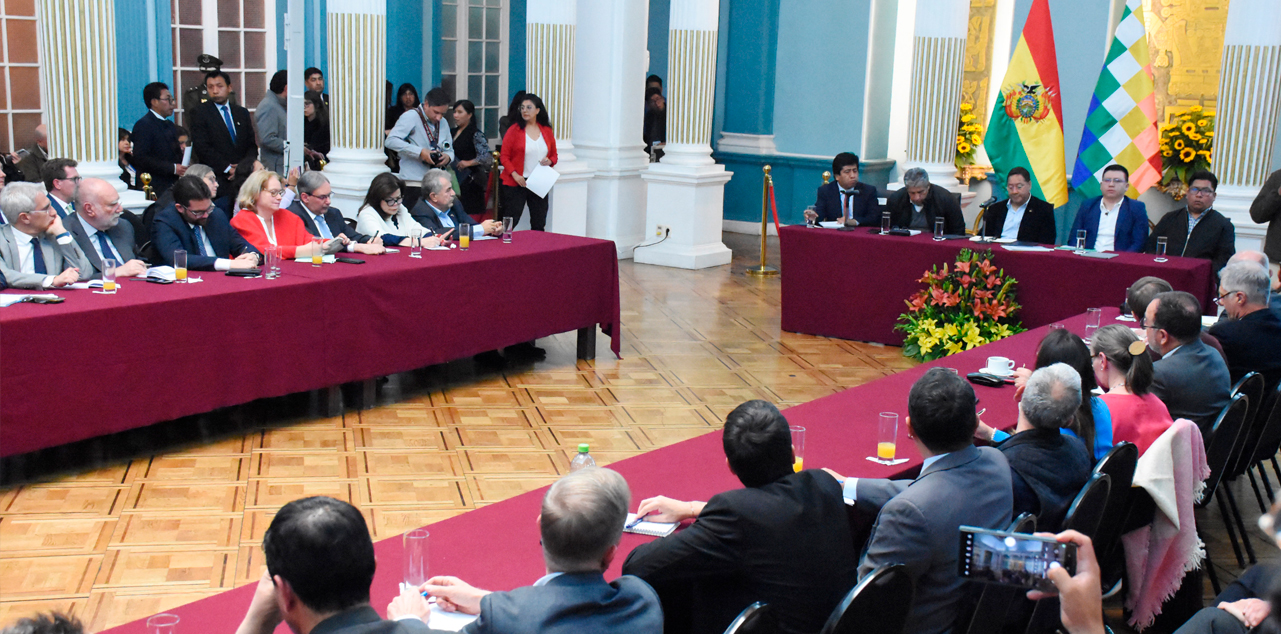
top-left (963, 0), bottom-right (998, 123)
top-left (1142, 0), bottom-right (1229, 120)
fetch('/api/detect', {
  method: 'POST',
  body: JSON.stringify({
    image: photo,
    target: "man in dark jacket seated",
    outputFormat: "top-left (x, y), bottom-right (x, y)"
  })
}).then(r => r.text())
top-left (991, 363), bottom-right (1092, 531)
top-left (803, 152), bottom-right (880, 227)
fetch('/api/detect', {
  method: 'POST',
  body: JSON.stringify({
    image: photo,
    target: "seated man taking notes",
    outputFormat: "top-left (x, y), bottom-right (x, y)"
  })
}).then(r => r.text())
top-left (980, 166), bottom-right (1057, 244)
top-left (288, 171), bottom-right (386, 255)
top-left (409, 169), bottom-right (501, 239)
top-left (622, 400), bottom-right (858, 634)
top-left (804, 152), bottom-right (880, 226)
top-left (152, 175), bottom-right (259, 271)
top-left (886, 167), bottom-right (966, 234)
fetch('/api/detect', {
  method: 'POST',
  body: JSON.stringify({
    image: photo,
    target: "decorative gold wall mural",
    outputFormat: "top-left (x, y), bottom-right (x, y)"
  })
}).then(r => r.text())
top-left (1142, 0), bottom-right (1229, 121)
top-left (963, 0), bottom-right (997, 123)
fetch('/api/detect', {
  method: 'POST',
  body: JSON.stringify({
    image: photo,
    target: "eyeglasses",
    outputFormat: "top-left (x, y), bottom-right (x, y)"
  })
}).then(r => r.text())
top-left (519, 105), bottom-right (537, 112)
top-left (1101, 178), bottom-right (1127, 185)
top-left (1214, 290), bottom-right (1239, 305)
top-left (181, 205), bottom-right (213, 218)
top-left (1188, 186), bottom-right (1215, 195)
top-left (306, 193), bottom-right (332, 202)
top-left (383, 197), bottom-right (403, 206)
top-left (265, 188), bottom-right (285, 197)
top-left (58, 176), bottom-right (83, 184)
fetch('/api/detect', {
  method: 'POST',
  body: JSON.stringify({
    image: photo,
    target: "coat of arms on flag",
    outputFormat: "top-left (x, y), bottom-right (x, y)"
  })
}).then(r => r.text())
top-left (1002, 83), bottom-right (1054, 124)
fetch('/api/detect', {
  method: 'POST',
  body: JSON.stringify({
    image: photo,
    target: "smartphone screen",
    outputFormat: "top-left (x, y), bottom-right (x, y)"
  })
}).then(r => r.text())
top-left (958, 526), bottom-right (1076, 592)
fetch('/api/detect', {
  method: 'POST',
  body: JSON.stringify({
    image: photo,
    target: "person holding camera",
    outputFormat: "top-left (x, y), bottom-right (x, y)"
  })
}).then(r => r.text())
top-left (385, 86), bottom-right (455, 212)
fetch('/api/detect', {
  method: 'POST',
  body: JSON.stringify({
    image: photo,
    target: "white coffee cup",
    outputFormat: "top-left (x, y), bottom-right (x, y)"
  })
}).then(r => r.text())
top-left (983, 356), bottom-right (1015, 375)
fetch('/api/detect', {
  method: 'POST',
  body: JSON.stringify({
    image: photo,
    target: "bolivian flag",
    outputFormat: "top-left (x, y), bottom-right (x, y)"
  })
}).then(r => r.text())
top-left (984, 0), bottom-right (1067, 207)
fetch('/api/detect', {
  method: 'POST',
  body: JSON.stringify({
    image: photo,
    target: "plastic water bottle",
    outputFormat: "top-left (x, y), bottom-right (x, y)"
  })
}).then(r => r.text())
top-left (569, 444), bottom-right (596, 472)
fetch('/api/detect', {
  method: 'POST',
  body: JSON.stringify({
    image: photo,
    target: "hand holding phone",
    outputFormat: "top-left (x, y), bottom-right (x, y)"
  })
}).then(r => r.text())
top-left (958, 526), bottom-right (1077, 593)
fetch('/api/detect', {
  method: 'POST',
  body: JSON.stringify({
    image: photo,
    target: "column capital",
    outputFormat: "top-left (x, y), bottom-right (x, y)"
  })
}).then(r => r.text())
top-left (670, 0), bottom-right (719, 31)
top-left (327, 0), bottom-right (385, 15)
top-left (527, 0), bottom-right (575, 25)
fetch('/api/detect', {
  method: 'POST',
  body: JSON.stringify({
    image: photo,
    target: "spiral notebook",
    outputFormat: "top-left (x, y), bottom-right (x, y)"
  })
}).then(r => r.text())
top-left (624, 513), bottom-right (678, 537)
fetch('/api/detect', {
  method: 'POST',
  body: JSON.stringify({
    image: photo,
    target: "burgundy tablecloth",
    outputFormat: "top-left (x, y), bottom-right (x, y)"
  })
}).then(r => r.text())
top-left (779, 225), bottom-right (1214, 345)
top-left (99, 308), bottom-right (1126, 634)
top-left (0, 232), bottom-right (621, 457)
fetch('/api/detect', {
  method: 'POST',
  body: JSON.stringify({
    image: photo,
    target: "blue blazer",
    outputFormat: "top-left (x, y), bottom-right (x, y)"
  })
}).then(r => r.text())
top-left (1070, 196), bottom-right (1149, 252)
top-left (151, 204), bottom-right (258, 271)
top-left (813, 181), bottom-right (881, 225)
top-left (469, 572), bottom-right (663, 634)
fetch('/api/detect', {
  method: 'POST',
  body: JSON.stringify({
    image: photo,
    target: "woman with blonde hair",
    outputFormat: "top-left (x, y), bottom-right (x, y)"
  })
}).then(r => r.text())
top-left (1089, 324), bottom-right (1173, 455)
top-left (230, 170), bottom-right (342, 259)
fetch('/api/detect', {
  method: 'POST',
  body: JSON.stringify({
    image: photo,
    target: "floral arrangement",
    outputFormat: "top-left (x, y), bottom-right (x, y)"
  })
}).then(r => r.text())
top-left (895, 249), bottom-right (1026, 362)
top-left (955, 103), bottom-right (984, 168)
top-left (1156, 106), bottom-right (1214, 201)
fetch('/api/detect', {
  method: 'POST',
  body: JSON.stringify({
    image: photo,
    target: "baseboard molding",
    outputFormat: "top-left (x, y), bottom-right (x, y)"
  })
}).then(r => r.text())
top-left (723, 219), bottom-right (779, 236)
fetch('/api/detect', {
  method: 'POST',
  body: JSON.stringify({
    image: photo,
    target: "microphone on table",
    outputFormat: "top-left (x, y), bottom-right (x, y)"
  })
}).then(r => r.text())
top-left (975, 196), bottom-right (998, 242)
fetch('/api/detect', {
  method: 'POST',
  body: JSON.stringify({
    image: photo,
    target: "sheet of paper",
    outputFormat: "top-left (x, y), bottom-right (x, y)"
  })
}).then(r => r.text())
top-left (384, 248), bottom-right (401, 253)
top-left (1, 295), bottom-right (36, 307)
top-left (472, 235), bottom-right (498, 241)
top-left (181, 146), bottom-right (193, 167)
top-left (67, 280), bottom-right (105, 290)
top-left (524, 165), bottom-right (560, 198)
top-left (1000, 245), bottom-right (1054, 252)
top-left (1076, 251), bottom-right (1119, 259)
top-left (429, 605), bottom-right (479, 631)
top-left (1201, 315), bottom-right (1220, 329)
top-left (623, 513), bottom-right (678, 537)
top-left (818, 221), bottom-right (844, 229)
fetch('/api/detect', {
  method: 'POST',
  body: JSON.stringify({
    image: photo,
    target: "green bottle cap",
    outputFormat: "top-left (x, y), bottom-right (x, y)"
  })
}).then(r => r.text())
top-left (577, 444), bottom-right (590, 453)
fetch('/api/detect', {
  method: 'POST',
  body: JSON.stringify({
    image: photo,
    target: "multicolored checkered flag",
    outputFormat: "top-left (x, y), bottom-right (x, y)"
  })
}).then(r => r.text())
top-left (1071, 0), bottom-right (1161, 198)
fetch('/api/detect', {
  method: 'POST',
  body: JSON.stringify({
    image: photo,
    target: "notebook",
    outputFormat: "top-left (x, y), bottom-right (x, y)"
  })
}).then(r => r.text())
top-left (624, 513), bottom-right (678, 537)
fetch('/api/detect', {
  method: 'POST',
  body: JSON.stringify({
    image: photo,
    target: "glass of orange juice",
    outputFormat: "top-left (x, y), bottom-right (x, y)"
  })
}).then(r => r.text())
top-left (459, 224), bottom-right (471, 251)
top-left (311, 237), bottom-right (323, 266)
top-left (877, 412), bottom-right (898, 461)
top-left (101, 258), bottom-right (117, 293)
top-left (173, 250), bottom-right (187, 282)
top-left (789, 425), bottom-right (805, 472)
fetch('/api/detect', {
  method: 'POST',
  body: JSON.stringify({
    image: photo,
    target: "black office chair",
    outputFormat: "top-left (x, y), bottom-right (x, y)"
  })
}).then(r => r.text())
top-left (1248, 383), bottom-right (1281, 502)
top-left (723, 602), bottom-right (773, 634)
top-left (819, 564), bottom-right (915, 634)
top-left (1022, 475), bottom-right (1111, 634)
top-left (961, 514), bottom-right (1038, 634)
top-left (1090, 442), bottom-right (1138, 593)
top-left (1227, 373), bottom-right (1267, 511)
top-left (1196, 393), bottom-right (1251, 593)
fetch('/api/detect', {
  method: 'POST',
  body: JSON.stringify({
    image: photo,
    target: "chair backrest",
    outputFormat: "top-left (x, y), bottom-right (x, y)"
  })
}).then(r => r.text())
top-left (723, 602), bottom-right (772, 634)
top-left (820, 564), bottom-right (915, 634)
top-left (1250, 383), bottom-right (1281, 466)
top-left (1228, 373), bottom-right (1267, 477)
top-left (1061, 473), bottom-right (1111, 539)
top-left (1089, 442), bottom-right (1138, 563)
top-left (1201, 394), bottom-right (1251, 504)
top-left (1010, 512), bottom-right (1036, 534)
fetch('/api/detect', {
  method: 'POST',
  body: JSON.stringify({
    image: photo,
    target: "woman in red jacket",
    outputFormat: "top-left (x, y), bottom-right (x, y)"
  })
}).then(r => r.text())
top-left (499, 93), bottom-right (557, 231)
top-left (230, 170), bottom-right (342, 259)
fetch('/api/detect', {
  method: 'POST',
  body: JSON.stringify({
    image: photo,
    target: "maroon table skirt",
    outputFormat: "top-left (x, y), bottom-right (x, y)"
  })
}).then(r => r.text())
top-left (99, 309), bottom-right (1123, 634)
top-left (779, 225), bottom-right (1214, 346)
top-left (0, 232), bottom-right (621, 457)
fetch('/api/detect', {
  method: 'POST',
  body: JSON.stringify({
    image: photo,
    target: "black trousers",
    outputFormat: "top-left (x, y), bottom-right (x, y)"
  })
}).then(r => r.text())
top-left (500, 184), bottom-right (549, 231)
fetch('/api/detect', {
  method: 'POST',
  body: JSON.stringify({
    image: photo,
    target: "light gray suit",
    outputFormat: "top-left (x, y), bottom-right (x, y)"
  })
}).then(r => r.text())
top-left (856, 445), bottom-right (1013, 634)
top-left (0, 224), bottom-right (91, 289)
top-left (451, 572), bottom-right (663, 634)
top-left (1152, 338), bottom-right (1232, 433)
top-left (64, 213), bottom-right (139, 278)
top-left (255, 91), bottom-right (287, 174)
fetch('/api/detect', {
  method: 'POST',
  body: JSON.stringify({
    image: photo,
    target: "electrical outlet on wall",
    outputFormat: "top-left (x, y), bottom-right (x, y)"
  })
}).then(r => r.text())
top-left (655, 224), bottom-right (670, 237)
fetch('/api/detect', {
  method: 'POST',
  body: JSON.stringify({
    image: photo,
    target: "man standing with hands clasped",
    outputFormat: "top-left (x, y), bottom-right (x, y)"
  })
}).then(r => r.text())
top-left (386, 87), bottom-right (455, 211)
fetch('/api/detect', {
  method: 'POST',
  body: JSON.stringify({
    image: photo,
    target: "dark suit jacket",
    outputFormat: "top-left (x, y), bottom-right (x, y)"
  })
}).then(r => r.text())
top-left (1069, 196), bottom-right (1149, 252)
top-left (856, 445), bottom-right (1013, 634)
top-left (813, 181), bottom-right (881, 226)
top-left (462, 572), bottom-right (663, 634)
top-left (310, 606), bottom-right (429, 634)
top-left (1152, 338), bottom-right (1233, 433)
top-left (996, 429), bottom-right (1091, 531)
top-left (64, 214), bottom-right (139, 278)
top-left (1209, 308), bottom-right (1281, 395)
top-left (622, 470), bottom-right (859, 634)
top-left (1147, 208), bottom-right (1236, 274)
top-left (886, 184), bottom-right (966, 235)
top-left (131, 112), bottom-right (184, 195)
top-left (1250, 169), bottom-right (1281, 263)
top-left (286, 200), bottom-right (373, 243)
top-left (189, 99), bottom-right (259, 198)
top-left (410, 199), bottom-right (478, 237)
top-left (981, 196), bottom-right (1057, 244)
top-left (151, 204), bottom-right (257, 271)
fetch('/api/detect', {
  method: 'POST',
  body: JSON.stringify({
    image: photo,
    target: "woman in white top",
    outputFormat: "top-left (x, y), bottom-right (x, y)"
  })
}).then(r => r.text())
top-left (355, 172), bottom-right (443, 247)
top-left (498, 93), bottom-right (558, 231)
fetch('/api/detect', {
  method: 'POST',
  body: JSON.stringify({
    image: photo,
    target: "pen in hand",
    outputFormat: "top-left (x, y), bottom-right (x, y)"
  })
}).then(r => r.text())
top-left (626, 511), bottom-right (656, 530)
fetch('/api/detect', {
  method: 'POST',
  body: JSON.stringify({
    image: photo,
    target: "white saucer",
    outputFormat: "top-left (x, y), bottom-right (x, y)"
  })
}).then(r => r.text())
top-left (980, 368), bottom-right (1014, 378)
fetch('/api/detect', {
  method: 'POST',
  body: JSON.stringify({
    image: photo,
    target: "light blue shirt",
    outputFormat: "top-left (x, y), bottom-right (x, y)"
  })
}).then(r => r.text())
top-left (842, 453), bottom-right (945, 504)
top-left (83, 222), bottom-right (123, 263)
top-left (1001, 199), bottom-right (1029, 239)
top-left (989, 396), bottom-right (1115, 461)
top-left (427, 202), bottom-right (484, 239)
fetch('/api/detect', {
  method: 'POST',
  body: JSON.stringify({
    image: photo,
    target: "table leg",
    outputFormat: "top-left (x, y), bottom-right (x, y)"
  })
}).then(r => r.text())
top-left (319, 386), bottom-right (343, 418)
top-left (577, 326), bottom-right (596, 361)
top-left (351, 378), bottom-right (377, 410)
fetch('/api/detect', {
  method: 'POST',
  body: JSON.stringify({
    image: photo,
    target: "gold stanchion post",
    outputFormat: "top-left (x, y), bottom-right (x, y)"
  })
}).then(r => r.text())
top-left (746, 165), bottom-right (779, 277)
top-left (140, 173), bottom-right (155, 201)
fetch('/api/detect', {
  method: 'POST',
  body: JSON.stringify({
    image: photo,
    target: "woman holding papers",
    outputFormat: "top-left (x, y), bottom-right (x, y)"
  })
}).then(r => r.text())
top-left (231, 171), bottom-right (342, 259)
top-left (355, 172), bottom-right (442, 248)
top-left (499, 93), bottom-right (557, 231)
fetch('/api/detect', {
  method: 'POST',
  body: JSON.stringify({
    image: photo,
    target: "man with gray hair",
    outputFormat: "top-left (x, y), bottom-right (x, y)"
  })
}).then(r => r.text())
top-left (1209, 260), bottom-right (1281, 392)
top-left (391, 467), bottom-right (663, 633)
top-left (63, 177), bottom-right (148, 278)
top-left (886, 167), bottom-right (965, 234)
top-left (991, 363), bottom-right (1092, 531)
top-left (409, 168), bottom-right (501, 239)
top-left (286, 171), bottom-right (385, 255)
top-left (1225, 250), bottom-right (1281, 317)
top-left (0, 181), bottom-right (90, 289)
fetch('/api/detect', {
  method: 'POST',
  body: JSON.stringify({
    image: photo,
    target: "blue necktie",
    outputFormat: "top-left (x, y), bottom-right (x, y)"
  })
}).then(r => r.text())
top-left (96, 231), bottom-right (119, 263)
top-left (314, 214), bottom-right (333, 239)
top-left (220, 105), bottom-right (237, 144)
top-left (192, 225), bottom-right (208, 256)
top-left (30, 237), bottom-right (47, 274)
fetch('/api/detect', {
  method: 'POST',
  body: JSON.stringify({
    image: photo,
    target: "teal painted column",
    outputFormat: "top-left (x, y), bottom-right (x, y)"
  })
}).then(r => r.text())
top-left (116, 0), bottom-right (173, 129)
top-left (718, 0), bottom-right (778, 148)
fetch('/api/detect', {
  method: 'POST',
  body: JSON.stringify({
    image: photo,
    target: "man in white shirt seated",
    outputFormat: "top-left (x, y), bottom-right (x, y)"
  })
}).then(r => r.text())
top-left (0, 181), bottom-right (91, 289)
top-left (1070, 164), bottom-right (1149, 252)
top-left (979, 167), bottom-right (1057, 244)
top-left (287, 171), bottom-right (386, 255)
top-left (408, 169), bottom-right (502, 239)
top-left (64, 177), bottom-right (149, 278)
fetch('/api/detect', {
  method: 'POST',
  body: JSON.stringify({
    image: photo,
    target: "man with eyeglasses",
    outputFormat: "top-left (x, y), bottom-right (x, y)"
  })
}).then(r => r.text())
top-left (152, 175), bottom-right (259, 271)
top-left (287, 171), bottom-right (385, 255)
top-left (130, 82), bottom-right (187, 197)
top-left (979, 166), bottom-right (1057, 244)
top-left (64, 178), bottom-right (148, 278)
top-left (1208, 260), bottom-right (1281, 393)
top-left (40, 158), bottom-right (80, 219)
top-left (0, 181), bottom-right (91, 289)
top-left (385, 86), bottom-right (455, 211)
top-left (1144, 290), bottom-right (1231, 433)
top-left (1148, 169), bottom-right (1236, 275)
top-left (1069, 164), bottom-right (1149, 252)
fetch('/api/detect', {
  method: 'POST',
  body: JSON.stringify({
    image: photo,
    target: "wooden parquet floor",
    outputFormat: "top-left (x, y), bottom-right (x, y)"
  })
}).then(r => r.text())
top-left (0, 233), bottom-right (1274, 632)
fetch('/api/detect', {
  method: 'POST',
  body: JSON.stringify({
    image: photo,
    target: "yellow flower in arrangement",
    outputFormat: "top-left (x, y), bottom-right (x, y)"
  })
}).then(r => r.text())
top-left (970, 134), bottom-right (983, 145)
top-left (1181, 122), bottom-right (1196, 135)
top-left (944, 322), bottom-right (960, 338)
top-left (1197, 150), bottom-right (1212, 159)
top-left (1179, 148), bottom-right (1196, 162)
top-left (1198, 119), bottom-right (1209, 127)
top-left (958, 142), bottom-right (971, 154)
top-left (1186, 131), bottom-right (1202, 141)
top-left (1174, 139), bottom-right (1185, 150)
top-left (960, 103), bottom-right (973, 112)
top-left (1189, 105), bottom-right (1203, 113)
top-left (1206, 131), bottom-right (1214, 137)
top-left (1158, 107), bottom-right (1214, 200)
top-left (944, 340), bottom-right (965, 356)
top-left (1163, 150), bottom-right (1173, 157)
top-left (897, 249), bottom-right (1025, 362)
top-left (991, 323), bottom-right (1014, 339)
top-left (919, 318), bottom-right (938, 332)
top-left (918, 336), bottom-right (937, 354)
top-left (961, 114), bottom-right (976, 123)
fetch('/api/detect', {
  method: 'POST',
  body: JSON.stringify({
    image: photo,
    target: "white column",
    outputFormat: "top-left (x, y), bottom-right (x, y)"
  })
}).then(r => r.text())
top-left (1211, 0), bottom-right (1281, 255)
top-left (526, 0), bottom-right (594, 235)
top-left (324, 0), bottom-right (389, 218)
top-left (635, 0), bottom-right (732, 269)
top-left (573, 0), bottom-right (651, 258)
top-left (37, 0), bottom-right (147, 210)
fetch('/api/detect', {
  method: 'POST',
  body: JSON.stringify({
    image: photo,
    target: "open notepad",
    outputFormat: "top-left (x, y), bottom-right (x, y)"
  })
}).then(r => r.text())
top-left (623, 513), bottom-right (678, 538)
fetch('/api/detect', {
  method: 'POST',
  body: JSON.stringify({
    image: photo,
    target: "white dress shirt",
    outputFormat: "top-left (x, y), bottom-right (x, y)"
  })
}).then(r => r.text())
top-left (1000, 199), bottom-right (1029, 239)
top-left (1095, 199), bottom-right (1123, 252)
top-left (843, 453), bottom-right (946, 504)
top-left (11, 230), bottom-right (73, 288)
top-left (186, 220), bottom-right (232, 271)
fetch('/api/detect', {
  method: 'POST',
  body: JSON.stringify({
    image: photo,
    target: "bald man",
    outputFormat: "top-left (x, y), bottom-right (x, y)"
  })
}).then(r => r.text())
top-left (64, 178), bottom-right (148, 278)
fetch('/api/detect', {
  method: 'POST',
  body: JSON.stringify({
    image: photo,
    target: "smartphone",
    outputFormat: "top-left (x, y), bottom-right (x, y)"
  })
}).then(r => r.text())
top-left (958, 526), bottom-right (1076, 593)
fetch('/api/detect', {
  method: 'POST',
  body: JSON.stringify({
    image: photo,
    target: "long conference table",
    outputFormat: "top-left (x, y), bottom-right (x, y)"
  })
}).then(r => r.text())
top-left (779, 225), bottom-right (1215, 346)
top-left (0, 232), bottom-right (621, 458)
top-left (98, 308), bottom-right (1124, 633)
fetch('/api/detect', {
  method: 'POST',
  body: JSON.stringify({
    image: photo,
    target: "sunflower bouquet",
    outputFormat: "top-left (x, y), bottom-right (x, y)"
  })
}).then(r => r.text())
top-left (895, 249), bottom-right (1026, 362)
top-left (955, 103), bottom-right (983, 168)
top-left (1157, 106), bottom-right (1214, 200)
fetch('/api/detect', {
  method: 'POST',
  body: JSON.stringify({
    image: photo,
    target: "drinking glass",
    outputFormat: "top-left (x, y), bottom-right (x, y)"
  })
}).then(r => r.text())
top-left (404, 529), bottom-right (429, 589)
top-left (147, 614), bottom-right (179, 634)
top-left (1075, 230), bottom-right (1088, 251)
top-left (102, 258), bottom-right (117, 294)
top-left (933, 217), bottom-right (946, 241)
top-left (1154, 236), bottom-right (1168, 263)
top-left (881, 211), bottom-right (892, 235)
top-left (502, 217), bottom-right (514, 243)
top-left (1084, 307), bottom-right (1103, 343)
top-left (878, 413), bottom-right (899, 461)
top-left (311, 237), bottom-right (323, 267)
top-left (459, 224), bottom-right (472, 251)
top-left (789, 425), bottom-right (806, 472)
top-left (410, 230), bottom-right (423, 258)
top-left (265, 245), bottom-right (281, 279)
top-left (173, 250), bottom-right (188, 282)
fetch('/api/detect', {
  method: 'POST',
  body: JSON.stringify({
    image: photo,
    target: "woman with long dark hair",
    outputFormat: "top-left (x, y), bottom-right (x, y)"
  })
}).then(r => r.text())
top-left (451, 99), bottom-right (493, 219)
top-left (498, 93), bottom-right (557, 231)
top-left (384, 84), bottom-right (420, 172)
top-left (354, 172), bottom-right (439, 247)
top-left (303, 91), bottom-right (330, 171)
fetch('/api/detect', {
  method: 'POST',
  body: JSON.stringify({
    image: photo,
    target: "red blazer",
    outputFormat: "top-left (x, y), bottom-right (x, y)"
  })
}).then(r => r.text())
top-left (499, 123), bottom-right (557, 187)
top-left (230, 208), bottom-right (314, 259)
